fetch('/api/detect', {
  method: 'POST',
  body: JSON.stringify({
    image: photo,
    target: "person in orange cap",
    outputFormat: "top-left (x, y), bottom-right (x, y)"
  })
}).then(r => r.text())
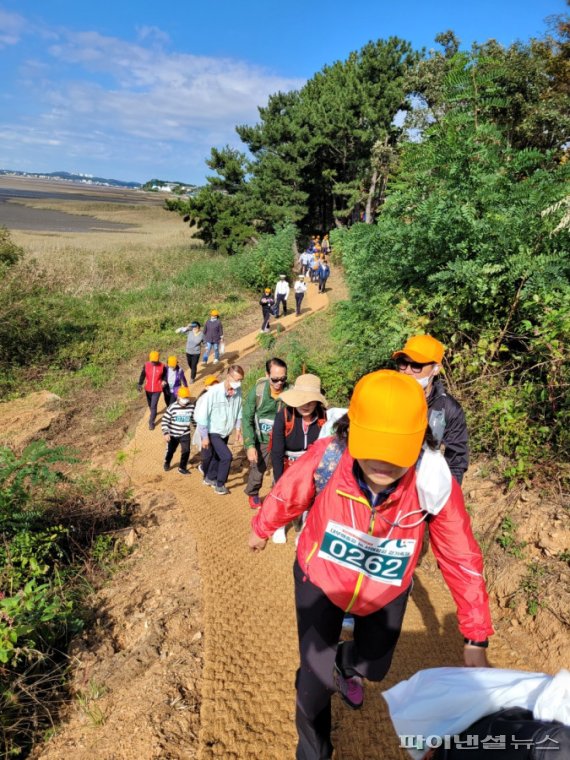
top-left (137, 351), bottom-right (167, 430)
top-left (393, 335), bottom-right (469, 484)
top-left (248, 370), bottom-right (492, 760)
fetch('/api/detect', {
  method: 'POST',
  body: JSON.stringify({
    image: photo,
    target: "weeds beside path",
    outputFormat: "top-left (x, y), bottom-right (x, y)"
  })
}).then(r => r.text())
top-left (35, 280), bottom-right (550, 760)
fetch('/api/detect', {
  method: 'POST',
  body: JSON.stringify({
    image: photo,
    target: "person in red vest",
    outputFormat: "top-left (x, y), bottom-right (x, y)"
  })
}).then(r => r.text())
top-left (138, 350), bottom-right (167, 430)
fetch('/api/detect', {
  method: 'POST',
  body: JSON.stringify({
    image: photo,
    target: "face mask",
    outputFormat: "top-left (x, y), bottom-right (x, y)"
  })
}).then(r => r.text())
top-left (416, 368), bottom-right (438, 389)
top-left (178, 399), bottom-right (190, 406)
top-left (210, 316), bottom-right (218, 321)
top-left (229, 381), bottom-right (241, 390)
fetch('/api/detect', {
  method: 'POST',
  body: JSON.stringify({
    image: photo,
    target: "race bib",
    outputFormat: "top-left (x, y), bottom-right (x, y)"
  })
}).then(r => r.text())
top-left (257, 417), bottom-right (274, 435)
top-left (318, 520), bottom-right (416, 586)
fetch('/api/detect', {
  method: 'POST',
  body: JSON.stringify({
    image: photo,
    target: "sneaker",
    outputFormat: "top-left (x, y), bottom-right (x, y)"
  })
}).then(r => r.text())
top-left (203, 477), bottom-right (216, 487)
top-left (214, 485), bottom-right (230, 495)
top-left (163, 462), bottom-right (170, 472)
top-left (149, 423), bottom-right (155, 431)
top-left (272, 526), bottom-right (286, 544)
top-left (178, 468), bottom-right (191, 475)
top-left (197, 464), bottom-right (204, 475)
top-left (334, 644), bottom-right (363, 710)
top-left (248, 495), bottom-right (262, 509)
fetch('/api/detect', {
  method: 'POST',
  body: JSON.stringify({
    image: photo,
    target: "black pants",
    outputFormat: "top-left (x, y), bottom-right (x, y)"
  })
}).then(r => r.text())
top-left (203, 433), bottom-right (232, 486)
top-left (164, 434), bottom-right (190, 470)
top-left (435, 708), bottom-right (570, 760)
top-left (186, 353), bottom-right (200, 382)
top-left (163, 387), bottom-right (175, 407)
top-left (295, 293), bottom-right (304, 315)
top-left (261, 310), bottom-right (271, 331)
top-left (293, 560), bottom-right (409, 760)
top-left (276, 293), bottom-right (288, 316)
top-left (318, 276), bottom-right (329, 293)
top-left (145, 391), bottom-right (161, 428)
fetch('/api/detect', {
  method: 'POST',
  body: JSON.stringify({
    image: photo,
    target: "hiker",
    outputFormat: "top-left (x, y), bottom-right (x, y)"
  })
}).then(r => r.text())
top-left (322, 234), bottom-right (331, 256)
top-left (163, 355), bottom-right (188, 407)
top-left (260, 288), bottom-right (275, 333)
top-left (393, 335), bottom-right (469, 484)
top-left (270, 374), bottom-right (327, 543)
top-left (194, 365), bottom-right (244, 495)
top-left (301, 249), bottom-right (313, 276)
top-left (318, 259), bottom-right (330, 293)
top-left (175, 320), bottom-right (204, 382)
top-left (161, 386), bottom-right (195, 475)
top-left (310, 256), bottom-right (320, 283)
top-left (192, 375), bottom-right (220, 465)
top-left (294, 275), bottom-right (307, 315)
top-left (274, 275), bottom-right (290, 317)
top-left (242, 358), bottom-right (289, 509)
top-left (137, 350), bottom-right (166, 430)
top-left (202, 310), bottom-right (224, 364)
top-left (249, 370), bottom-right (493, 760)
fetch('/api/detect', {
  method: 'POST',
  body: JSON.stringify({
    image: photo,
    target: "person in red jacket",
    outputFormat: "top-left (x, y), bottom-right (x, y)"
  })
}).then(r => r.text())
top-left (249, 370), bottom-right (493, 760)
top-left (138, 350), bottom-right (167, 430)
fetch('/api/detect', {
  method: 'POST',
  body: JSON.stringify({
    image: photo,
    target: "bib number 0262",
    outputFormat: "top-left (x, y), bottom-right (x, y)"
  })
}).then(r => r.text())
top-left (318, 523), bottom-right (415, 586)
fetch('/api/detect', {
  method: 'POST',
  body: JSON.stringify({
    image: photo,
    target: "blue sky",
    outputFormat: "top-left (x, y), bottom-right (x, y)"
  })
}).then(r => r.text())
top-left (0, 1), bottom-right (565, 184)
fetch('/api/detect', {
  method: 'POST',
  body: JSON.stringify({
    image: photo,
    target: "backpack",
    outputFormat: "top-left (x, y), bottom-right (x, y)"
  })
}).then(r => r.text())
top-left (311, 439), bottom-right (452, 514)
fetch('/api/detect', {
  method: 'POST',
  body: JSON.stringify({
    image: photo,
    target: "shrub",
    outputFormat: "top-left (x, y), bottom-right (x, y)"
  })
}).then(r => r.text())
top-left (231, 224), bottom-right (296, 292)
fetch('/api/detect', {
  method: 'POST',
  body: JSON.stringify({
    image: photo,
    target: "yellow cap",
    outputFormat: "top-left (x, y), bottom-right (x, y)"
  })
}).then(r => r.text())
top-left (177, 386), bottom-right (190, 398)
top-left (392, 335), bottom-right (445, 365)
top-left (204, 375), bottom-right (219, 387)
top-left (149, 351), bottom-right (160, 362)
top-left (210, 309), bottom-right (220, 317)
top-left (348, 370), bottom-right (427, 467)
top-left (167, 356), bottom-right (177, 368)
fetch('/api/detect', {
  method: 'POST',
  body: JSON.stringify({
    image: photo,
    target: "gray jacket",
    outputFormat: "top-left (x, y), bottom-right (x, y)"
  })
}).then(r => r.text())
top-left (180, 328), bottom-right (204, 355)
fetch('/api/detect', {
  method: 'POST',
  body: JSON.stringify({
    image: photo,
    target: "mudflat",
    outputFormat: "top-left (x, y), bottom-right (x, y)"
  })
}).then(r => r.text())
top-left (0, 175), bottom-right (163, 232)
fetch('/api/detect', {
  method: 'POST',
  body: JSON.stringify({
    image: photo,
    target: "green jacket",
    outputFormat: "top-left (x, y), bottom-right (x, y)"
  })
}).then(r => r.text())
top-left (242, 378), bottom-right (286, 449)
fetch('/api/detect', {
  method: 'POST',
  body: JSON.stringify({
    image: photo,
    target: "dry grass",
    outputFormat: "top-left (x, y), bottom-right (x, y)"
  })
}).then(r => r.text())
top-left (10, 200), bottom-right (199, 294)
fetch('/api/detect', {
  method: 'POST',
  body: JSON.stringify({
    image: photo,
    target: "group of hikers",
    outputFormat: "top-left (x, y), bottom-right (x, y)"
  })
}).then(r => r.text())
top-left (137, 274), bottom-right (569, 758)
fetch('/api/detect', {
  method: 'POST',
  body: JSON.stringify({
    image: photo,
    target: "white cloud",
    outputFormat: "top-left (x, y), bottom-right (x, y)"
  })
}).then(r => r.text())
top-left (0, 18), bottom-right (305, 181)
top-left (0, 9), bottom-right (26, 47)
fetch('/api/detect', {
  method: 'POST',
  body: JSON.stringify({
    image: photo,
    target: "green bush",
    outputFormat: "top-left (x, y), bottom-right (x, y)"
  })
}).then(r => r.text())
top-left (231, 224), bottom-right (296, 292)
top-left (0, 227), bottom-right (24, 269)
top-left (0, 441), bottom-right (135, 756)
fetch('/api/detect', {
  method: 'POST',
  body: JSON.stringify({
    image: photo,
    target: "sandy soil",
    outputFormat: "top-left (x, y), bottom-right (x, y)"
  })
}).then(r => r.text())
top-left (25, 277), bottom-right (568, 760)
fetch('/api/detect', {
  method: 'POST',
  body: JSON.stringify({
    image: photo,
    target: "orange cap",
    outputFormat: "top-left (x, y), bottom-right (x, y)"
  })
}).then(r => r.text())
top-left (203, 375), bottom-right (219, 387)
top-left (348, 370), bottom-right (427, 466)
top-left (210, 309), bottom-right (220, 317)
top-left (149, 351), bottom-right (160, 362)
top-left (177, 386), bottom-right (191, 398)
top-left (392, 335), bottom-right (444, 365)
top-left (167, 355), bottom-right (177, 368)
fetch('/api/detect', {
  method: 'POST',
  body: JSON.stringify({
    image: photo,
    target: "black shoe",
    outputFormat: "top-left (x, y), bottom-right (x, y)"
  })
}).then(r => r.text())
top-left (163, 462), bottom-right (170, 472)
top-left (149, 423), bottom-right (155, 431)
top-left (178, 468), bottom-right (191, 475)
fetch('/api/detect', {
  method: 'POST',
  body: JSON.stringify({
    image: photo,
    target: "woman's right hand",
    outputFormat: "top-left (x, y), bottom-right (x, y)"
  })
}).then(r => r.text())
top-left (247, 447), bottom-right (258, 463)
top-left (248, 530), bottom-right (268, 552)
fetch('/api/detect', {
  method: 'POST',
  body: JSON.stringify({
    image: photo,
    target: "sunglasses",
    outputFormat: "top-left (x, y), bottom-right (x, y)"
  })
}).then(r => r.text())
top-left (270, 376), bottom-right (287, 384)
top-left (395, 358), bottom-right (434, 374)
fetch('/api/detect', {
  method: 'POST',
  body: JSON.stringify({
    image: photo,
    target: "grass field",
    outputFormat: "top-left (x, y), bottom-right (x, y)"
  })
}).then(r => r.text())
top-left (1, 190), bottom-right (256, 410)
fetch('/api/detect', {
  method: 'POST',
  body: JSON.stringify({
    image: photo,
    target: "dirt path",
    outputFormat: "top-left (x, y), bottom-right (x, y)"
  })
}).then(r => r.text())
top-left (37, 280), bottom-right (540, 760)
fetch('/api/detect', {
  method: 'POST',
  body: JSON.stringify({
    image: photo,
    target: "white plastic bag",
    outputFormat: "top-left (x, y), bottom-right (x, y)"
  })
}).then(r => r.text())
top-left (219, 341), bottom-right (225, 357)
top-left (318, 407), bottom-right (348, 439)
top-left (415, 446), bottom-right (452, 515)
top-left (383, 667), bottom-right (555, 760)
